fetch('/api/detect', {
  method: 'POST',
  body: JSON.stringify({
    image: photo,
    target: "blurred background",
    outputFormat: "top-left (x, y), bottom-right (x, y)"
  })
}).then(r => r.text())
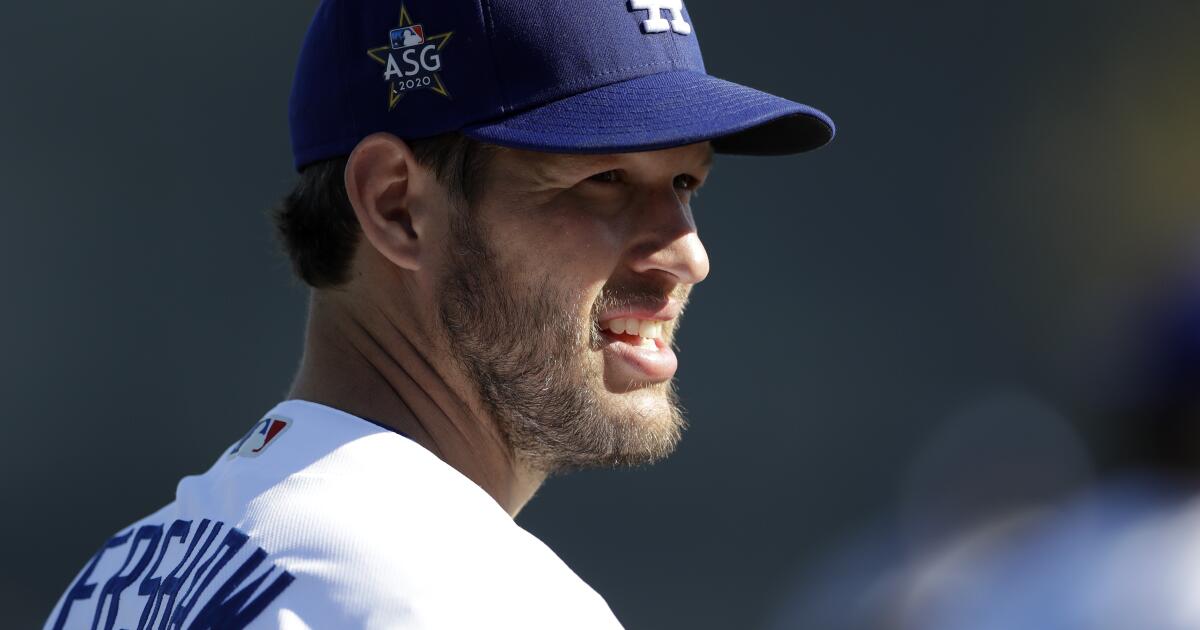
top-left (3, 0), bottom-right (1199, 627)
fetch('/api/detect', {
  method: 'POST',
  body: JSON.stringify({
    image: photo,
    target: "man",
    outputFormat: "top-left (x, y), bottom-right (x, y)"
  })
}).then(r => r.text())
top-left (44, 0), bottom-right (833, 627)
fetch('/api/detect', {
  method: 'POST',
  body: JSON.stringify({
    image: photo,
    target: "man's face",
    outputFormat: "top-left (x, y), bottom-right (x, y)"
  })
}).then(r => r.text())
top-left (435, 142), bottom-right (713, 472)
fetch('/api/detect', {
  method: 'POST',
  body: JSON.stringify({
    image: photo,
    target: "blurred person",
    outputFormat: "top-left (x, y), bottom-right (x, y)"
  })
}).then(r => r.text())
top-left (770, 268), bottom-right (1200, 630)
top-left (42, 0), bottom-right (835, 628)
top-left (766, 392), bottom-right (1096, 630)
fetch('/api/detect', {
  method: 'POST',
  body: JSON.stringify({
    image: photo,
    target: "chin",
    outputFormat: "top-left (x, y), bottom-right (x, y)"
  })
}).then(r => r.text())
top-left (585, 382), bottom-right (687, 467)
top-left (603, 383), bottom-right (674, 422)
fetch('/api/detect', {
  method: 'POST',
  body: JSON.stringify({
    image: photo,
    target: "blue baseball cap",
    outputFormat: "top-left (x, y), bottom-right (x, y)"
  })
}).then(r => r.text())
top-left (289, 0), bottom-right (835, 172)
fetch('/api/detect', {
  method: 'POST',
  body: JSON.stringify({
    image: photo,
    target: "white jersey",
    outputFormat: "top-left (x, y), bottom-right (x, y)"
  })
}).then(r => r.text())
top-left (45, 400), bottom-right (624, 629)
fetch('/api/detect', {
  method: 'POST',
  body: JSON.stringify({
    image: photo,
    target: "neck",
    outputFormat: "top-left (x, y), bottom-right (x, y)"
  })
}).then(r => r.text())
top-left (286, 290), bottom-right (546, 517)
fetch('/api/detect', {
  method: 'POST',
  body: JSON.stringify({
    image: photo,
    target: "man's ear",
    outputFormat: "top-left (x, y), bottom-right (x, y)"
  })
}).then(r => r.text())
top-left (344, 132), bottom-right (427, 272)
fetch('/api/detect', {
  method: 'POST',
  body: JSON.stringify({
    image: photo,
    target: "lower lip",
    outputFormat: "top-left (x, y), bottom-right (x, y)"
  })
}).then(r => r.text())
top-left (599, 330), bottom-right (678, 382)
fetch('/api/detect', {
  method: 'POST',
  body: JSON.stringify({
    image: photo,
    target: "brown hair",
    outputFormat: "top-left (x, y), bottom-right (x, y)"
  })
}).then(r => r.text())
top-left (272, 132), bottom-right (495, 287)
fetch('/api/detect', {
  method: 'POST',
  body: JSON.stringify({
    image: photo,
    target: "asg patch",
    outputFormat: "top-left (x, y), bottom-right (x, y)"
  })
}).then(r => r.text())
top-left (367, 5), bottom-right (454, 110)
top-left (628, 0), bottom-right (692, 35)
top-left (228, 416), bottom-right (291, 458)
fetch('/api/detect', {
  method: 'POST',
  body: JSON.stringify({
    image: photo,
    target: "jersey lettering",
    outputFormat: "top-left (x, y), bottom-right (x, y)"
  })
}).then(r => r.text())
top-left (49, 519), bottom-right (293, 630)
top-left (50, 530), bottom-right (133, 630)
top-left (135, 519), bottom-right (192, 630)
top-left (93, 524), bottom-right (163, 630)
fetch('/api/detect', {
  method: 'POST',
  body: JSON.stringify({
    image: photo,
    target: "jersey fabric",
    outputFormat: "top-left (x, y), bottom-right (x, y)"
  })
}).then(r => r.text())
top-left (44, 400), bottom-right (624, 629)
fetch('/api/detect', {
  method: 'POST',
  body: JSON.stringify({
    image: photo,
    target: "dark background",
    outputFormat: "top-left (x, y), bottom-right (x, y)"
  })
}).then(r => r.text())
top-left (3, 1), bottom-right (1198, 628)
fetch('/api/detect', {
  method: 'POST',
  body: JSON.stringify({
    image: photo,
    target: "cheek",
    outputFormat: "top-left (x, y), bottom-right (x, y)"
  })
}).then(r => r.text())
top-left (543, 207), bottom-right (627, 276)
top-left (498, 206), bottom-right (627, 287)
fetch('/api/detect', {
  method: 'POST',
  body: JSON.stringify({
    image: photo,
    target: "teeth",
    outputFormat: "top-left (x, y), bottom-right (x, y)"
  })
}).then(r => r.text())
top-left (601, 317), bottom-right (666, 341)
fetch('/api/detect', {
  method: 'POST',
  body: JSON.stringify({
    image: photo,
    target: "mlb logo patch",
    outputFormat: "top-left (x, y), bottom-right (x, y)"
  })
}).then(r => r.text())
top-left (369, 6), bottom-right (454, 109)
top-left (390, 25), bottom-right (425, 49)
top-left (228, 416), bottom-right (292, 458)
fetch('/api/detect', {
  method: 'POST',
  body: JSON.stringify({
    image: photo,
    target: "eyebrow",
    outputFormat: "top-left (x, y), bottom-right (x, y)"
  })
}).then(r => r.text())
top-left (522, 145), bottom-right (716, 182)
top-left (517, 153), bottom-right (614, 188)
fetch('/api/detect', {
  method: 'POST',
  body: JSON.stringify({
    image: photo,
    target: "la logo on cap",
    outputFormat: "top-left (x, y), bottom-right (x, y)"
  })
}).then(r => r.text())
top-left (628, 0), bottom-right (692, 35)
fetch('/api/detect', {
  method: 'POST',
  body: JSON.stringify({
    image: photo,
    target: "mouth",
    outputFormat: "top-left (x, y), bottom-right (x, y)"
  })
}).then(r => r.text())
top-left (596, 315), bottom-right (678, 383)
top-left (599, 317), bottom-right (666, 348)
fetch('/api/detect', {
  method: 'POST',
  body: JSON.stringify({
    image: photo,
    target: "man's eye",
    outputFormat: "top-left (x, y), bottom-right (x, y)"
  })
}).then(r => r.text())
top-left (674, 174), bottom-right (700, 192)
top-left (588, 170), bottom-right (621, 184)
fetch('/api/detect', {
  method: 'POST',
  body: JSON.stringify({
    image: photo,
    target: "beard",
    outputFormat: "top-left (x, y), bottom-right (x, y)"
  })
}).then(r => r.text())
top-left (436, 209), bottom-right (688, 473)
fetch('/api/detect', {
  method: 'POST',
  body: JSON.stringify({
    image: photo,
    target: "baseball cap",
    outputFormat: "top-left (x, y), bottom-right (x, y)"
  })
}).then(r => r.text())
top-left (289, 0), bottom-right (835, 172)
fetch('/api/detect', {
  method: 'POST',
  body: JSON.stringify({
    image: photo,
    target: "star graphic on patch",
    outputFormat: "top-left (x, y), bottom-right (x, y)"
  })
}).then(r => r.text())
top-left (367, 4), bottom-right (454, 110)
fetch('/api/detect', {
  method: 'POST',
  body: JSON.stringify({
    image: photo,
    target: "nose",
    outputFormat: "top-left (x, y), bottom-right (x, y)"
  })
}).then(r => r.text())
top-left (626, 187), bottom-right (710, 285)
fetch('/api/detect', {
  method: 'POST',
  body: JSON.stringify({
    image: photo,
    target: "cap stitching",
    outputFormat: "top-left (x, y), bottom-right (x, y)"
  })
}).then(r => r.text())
top-left (544, 60), bottom-right (681, 92)
top-left (667, 7), bottom-right (681, 69)
top-left (480, 0), bottom-right (510, 113)
top-left (495, 67), bottom-right (706, 126)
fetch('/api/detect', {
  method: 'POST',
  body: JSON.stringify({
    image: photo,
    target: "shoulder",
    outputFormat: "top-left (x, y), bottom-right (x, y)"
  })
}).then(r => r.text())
top-left (218, 401), bottom-right (621, 628)
top-left (243, 424), bottom-right (618, 628)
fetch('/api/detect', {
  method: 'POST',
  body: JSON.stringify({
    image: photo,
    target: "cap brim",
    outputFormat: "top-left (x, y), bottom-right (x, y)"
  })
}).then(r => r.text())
top-left (462, 70), bottom-right (834, 156)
